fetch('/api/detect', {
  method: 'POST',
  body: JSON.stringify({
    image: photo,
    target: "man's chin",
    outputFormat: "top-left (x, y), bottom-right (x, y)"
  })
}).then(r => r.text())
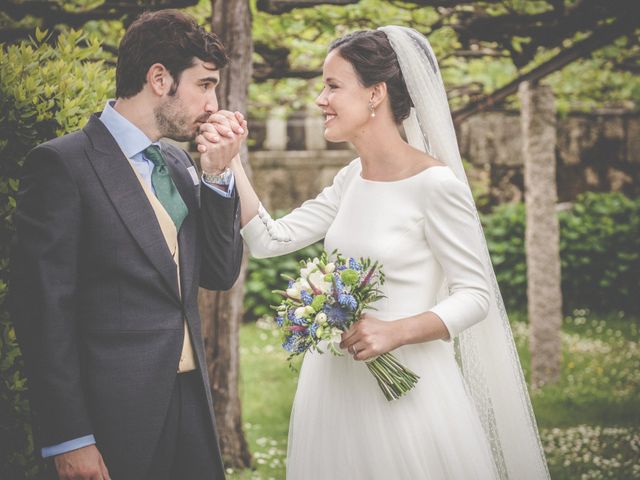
top-left (163, 130), bottom-right (195, 143)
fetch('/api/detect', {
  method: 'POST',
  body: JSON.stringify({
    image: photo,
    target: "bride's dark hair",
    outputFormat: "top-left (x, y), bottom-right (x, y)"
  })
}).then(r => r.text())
top-left (329, 30), bottom-right (412, 124)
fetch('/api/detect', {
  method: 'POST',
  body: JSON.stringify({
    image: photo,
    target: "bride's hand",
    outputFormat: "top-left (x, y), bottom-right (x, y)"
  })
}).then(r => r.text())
top-left (340, 314), bottom-right (401, 361)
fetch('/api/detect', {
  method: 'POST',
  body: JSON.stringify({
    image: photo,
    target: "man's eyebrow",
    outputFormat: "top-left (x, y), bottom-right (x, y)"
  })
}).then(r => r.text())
top-left (199, 76), bottom-right (220, 85)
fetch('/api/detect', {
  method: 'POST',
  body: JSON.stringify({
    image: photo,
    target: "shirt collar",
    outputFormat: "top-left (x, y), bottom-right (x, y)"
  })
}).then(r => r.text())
top-left (99, 100), bottom-right (157, 159)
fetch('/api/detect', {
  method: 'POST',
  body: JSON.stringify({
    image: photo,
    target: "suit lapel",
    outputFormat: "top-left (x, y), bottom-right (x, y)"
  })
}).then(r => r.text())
top-left (83, 115), bottom-right (181, 302)
top-left (162, 146), bottom-right (198, 303)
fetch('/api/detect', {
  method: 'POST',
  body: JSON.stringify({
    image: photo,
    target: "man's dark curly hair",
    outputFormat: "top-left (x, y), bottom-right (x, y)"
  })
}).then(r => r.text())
top-left (115, 9), bottom-right (228, 98)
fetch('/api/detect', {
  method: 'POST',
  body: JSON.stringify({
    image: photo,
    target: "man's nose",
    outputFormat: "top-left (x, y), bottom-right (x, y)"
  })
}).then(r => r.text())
top-left (205, 100), bottom-right (218, 114)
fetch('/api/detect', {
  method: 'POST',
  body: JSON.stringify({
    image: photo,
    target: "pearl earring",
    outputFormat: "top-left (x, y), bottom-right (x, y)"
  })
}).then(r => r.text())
top-left (368, 101), bottom-right (376, 118)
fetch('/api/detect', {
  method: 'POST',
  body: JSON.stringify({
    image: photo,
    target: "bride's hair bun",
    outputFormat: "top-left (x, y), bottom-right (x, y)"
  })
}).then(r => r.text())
top-left (329, 30), bottom-right (412, 124)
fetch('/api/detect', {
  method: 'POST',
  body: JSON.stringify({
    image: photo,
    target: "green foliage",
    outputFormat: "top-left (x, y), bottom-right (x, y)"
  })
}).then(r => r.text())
top-left (483, 192), bottom-right (640, 314)
top-left (0, 30), bottom-right (114, 477)
top-left (243, 238), bottom-right (323, 322)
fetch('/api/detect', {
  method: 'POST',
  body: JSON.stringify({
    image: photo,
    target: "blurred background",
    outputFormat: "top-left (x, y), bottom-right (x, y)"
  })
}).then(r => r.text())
top-left (1, 0), bottom-right (639, 478)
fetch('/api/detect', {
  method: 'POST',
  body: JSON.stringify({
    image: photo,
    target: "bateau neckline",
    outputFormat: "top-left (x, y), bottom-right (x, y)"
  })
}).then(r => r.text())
top-left (357, 164), bottom-right (450, 184)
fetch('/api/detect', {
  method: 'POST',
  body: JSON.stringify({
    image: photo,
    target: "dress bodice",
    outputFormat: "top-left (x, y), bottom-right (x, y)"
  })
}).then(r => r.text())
top-left (241, 159), bottom-right (490, 338)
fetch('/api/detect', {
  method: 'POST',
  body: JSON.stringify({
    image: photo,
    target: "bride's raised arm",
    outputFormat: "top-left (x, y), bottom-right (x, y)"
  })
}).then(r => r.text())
top-left (230, 154), bottom-right (357, 258)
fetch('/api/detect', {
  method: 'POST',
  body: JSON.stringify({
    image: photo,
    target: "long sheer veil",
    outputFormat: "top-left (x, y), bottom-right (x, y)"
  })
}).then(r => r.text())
top-left (379, 26), bottom-right (550, 480)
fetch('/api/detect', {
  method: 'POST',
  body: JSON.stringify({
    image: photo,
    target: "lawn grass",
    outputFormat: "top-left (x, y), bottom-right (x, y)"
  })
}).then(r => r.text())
top-left (228, 311), bottom-right (640, 479)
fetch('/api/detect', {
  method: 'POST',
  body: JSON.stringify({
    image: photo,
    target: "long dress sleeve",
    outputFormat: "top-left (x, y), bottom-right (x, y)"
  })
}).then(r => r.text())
top-left (423, 169), bottom-right (490, 339)
top-left (241, 162), bottom-right (355, 258)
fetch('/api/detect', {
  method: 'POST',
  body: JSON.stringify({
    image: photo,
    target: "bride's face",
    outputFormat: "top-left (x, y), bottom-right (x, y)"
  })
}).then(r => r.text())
top-left (316, 50), bottom-right (373, 143)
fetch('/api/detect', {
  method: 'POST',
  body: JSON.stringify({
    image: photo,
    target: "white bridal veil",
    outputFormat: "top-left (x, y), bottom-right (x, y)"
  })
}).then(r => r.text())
top-left (379, 26), bottom-right (550, 480)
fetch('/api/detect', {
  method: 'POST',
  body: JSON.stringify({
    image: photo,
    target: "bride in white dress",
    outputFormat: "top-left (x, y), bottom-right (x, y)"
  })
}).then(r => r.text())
top-left (198, 26), bottom-right (549, 480)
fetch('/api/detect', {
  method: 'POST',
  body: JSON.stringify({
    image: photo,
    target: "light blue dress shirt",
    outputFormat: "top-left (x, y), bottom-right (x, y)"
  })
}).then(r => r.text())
top-left (41, 101), bottom-right (234, 458)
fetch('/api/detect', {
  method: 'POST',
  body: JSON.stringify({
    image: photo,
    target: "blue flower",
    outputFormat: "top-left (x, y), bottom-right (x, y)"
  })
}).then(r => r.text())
top-left (292, 315), bottom-right (306, 326)
top-left (334, 276), bottom-right (345, 295)
top-left (283, 333), bottom-right (307, 353)
top-left (301, 290), bottom-right (313, 306)
top-left (288, 280), bottom-right (294, 288)
top-left (309, 323), bottom-right (319, 338)
top-left (324, 304), bottom-right (350, 329)
top-left (349, 258), bottom-right (363, 272)
top-left (287, 309), bottom-right (306, 326)
top-left (275, 316), bottom-right (284, 327)
top-left (338, 293), bottom-right (357, 311)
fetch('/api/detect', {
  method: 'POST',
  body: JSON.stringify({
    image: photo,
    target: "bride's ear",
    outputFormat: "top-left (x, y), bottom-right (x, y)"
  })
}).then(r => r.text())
top-left (369, 82), bottom-right (388, 110)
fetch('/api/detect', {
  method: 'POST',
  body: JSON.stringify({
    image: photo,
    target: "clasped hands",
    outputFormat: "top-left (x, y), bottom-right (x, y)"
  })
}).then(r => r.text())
top-left (196, 110), bottom-right (248, 174)
top-left (340, 314), bottom-right (401, 362)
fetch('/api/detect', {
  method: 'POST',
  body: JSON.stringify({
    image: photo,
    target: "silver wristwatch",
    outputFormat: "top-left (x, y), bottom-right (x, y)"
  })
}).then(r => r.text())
top-left (202, 167), bottom-right (232, 186)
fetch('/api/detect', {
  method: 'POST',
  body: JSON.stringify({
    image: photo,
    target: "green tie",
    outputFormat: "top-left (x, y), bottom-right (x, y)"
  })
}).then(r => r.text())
top-left (144, 145), bottom-right (188, 231)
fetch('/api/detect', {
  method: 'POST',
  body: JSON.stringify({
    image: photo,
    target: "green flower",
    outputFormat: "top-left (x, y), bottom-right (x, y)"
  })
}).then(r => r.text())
top-left (340, 269), bottom-right (359, 286)
top-left (311, 294), bottom-right (327, 311)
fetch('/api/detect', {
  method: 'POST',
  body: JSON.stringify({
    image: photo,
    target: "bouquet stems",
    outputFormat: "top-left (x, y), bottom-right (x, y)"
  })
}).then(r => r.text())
top-left (365, 352), bottom-right (420, 401)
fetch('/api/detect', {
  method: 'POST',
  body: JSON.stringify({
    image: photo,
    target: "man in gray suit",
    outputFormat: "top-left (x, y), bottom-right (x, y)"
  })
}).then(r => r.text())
top-left (10, 10), bottom-right (244, 479)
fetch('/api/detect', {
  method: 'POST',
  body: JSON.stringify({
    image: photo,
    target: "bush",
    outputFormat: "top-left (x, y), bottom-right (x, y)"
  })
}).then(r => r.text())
top-left (0, 30), bottom-right (114, 478)
top-left (483, 192), bottom-right (640, 314)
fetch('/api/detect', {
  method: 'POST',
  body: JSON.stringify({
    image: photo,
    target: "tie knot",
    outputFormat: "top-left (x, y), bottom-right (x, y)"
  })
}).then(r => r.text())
top-left (144, 145), bottom-right (165, 167)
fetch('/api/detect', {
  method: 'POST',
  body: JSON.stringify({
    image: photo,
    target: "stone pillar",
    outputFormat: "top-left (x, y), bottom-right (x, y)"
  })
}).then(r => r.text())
top-left (264, 107), bottom-right (287, 150)
top-left (304, 106), bottom-right (327, 150)
top-left (519, 81), bottom-right (563, 388)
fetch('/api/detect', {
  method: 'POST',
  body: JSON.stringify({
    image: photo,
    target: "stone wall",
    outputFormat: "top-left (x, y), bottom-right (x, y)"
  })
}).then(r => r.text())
top-left (246, 109), bottom-right (639, 212)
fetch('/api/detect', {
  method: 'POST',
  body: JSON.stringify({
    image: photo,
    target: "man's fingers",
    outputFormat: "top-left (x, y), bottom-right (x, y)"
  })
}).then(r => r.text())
top-left (208, 110), bottom-right (243, 134)
top-left (202, 131), bottom-right (220, 143)
top-left (99, 456), bottom-right (110, 480)
top-left (206, 112), bottom-right (232, 127)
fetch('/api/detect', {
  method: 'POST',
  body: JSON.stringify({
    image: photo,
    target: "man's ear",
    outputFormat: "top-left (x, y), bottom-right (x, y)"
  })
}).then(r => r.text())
top-left (147, 63), bottom-right (172, 96)
top-left (370, 82), bottom-right (388, 109)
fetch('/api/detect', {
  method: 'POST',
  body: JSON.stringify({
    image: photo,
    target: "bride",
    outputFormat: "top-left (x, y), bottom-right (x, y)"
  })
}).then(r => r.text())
top-left (198, 26), bottom-right (549, 480)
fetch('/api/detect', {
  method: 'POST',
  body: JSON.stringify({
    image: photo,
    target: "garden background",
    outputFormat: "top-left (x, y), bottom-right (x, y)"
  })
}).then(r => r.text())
top-left (1, 0), bottom-right (639, 479)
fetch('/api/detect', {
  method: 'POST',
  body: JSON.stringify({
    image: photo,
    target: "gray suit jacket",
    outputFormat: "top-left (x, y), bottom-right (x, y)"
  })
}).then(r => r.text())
top-left (9, 114), bottom-right (242, 479)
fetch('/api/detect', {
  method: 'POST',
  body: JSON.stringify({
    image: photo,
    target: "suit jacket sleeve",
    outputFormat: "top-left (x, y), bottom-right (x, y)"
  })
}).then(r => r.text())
top-left (9, 145), bottom-right (93, 447)
top-left (198, 177), bottom-right (243, 291)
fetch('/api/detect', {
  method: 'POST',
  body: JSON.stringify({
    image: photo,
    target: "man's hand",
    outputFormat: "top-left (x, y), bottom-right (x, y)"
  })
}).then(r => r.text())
top-left (196, 110), bottom-right (248, 174)
top-left (54, 444), bottom-right (110, 480)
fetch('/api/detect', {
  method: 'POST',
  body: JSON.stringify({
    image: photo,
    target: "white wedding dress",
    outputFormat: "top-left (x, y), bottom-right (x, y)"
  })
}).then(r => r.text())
top-left (241, 159), bottom-right (501, 479)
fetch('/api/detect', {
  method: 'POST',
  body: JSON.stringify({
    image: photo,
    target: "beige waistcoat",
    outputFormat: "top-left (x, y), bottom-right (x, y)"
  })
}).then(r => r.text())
top-left (128, 163), bottom-right (197, 373)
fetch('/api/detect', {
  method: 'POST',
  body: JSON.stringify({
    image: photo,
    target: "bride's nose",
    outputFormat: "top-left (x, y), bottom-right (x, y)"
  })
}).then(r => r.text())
top-left (315, 89), bottom-right (328, 107)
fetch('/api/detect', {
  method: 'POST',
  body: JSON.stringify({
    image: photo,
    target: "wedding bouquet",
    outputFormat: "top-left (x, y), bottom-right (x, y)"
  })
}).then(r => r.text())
top-left (272, 251), bottom-right (420, 401)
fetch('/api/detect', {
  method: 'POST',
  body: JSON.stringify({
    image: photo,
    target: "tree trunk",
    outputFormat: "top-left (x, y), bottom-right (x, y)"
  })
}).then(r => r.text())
top-left (198, 0), bottom-right (253, 469)
top-left (519, 81), bottom-right (562, 388)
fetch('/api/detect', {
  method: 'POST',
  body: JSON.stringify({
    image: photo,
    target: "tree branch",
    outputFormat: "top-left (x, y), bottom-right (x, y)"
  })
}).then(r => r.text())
top-left (452, 16), bottom-right (640, 125)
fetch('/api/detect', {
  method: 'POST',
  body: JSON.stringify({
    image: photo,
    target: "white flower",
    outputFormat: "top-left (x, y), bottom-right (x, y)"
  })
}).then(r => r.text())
top-left (299, 261), bottom-right (319, 278)
top-left (315, 312), bottom-right (328, 325)
top-left (286, 288), bottom-right (301, 300)
top-left (294, 307), bottom-right (307, 318)
top-left (329, 327), bottom-right (343, 344)
top-left (307, 271), bottom-right (332, 294)
top-left (324, 262), bottom-right (335, 273)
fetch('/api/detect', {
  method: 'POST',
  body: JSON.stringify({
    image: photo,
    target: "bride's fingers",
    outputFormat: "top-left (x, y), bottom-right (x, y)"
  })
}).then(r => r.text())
top-left (353, 346), bottom-right (371, 361)
top-left (340, 329), bottom-right (360, 349)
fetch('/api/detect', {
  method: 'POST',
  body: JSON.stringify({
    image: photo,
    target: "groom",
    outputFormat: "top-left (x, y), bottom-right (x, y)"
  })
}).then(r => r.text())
top-left (9, 10), bottom-right (244, 480)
